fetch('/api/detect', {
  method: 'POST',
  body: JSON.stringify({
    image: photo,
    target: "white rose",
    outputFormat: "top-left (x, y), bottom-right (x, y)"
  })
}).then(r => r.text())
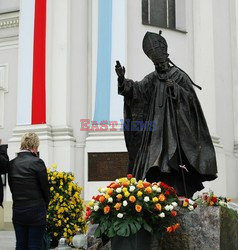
top-left (159, 212), bottom-right (165, 218)
top-left (152, 186), bottom-right (157, 191)
top-left (116, 188), bottom-right (122, 193)
top-left (172, 202), bottom-right (178, 207)
top-left (144, 196), bottom-right (150, 202)
top-left (219, 201), bottom-right (225, 206)
top-left (129, 186), bottom-right (136, 192)
top-left (169, 205), bottom-right (174, 211)
top-left (164, 205), bottom-right (170, 211)
top-left (117, 213), bottom-right (124, 218)
top-left (115, 179), bottom-right (119, 183)
top-left (93, 205), bottom-right (99, 211)
top-left (108, 197), bottom-right (113, 203)
top-left (157, 187), bottom-right (161, 193)
top-left (101, 188), bottom-right (106, 193)
top-left (123, 200), bottom-right (128, 206)
top-left (188, 205), bottom-right (194, 211)
top-left (188, 199), bottom-right (194, 205)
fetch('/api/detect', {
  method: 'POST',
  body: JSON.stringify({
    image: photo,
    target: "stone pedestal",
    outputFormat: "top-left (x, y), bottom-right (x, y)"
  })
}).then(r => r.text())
top-left (87, 206), bottom-right (238, 250)
top-left (153, 206), bottom-right (238, 250)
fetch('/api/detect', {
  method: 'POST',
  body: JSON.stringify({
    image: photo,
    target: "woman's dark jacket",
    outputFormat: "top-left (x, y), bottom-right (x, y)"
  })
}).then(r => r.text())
top-left (0, 145), bottom-right (9, 207)
top-left (8, 151), bottom-right (49, 208)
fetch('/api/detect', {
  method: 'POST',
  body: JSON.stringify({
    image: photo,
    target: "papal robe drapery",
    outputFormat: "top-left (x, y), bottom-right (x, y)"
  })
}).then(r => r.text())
top-left (118, 66), bottom-right (217, 197)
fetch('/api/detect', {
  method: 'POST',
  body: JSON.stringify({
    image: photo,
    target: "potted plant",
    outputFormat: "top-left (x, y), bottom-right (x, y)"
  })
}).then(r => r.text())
top-left (86, 174), bottom-right (182, 250)
top-left (47, 164), bottom-right (87, 247)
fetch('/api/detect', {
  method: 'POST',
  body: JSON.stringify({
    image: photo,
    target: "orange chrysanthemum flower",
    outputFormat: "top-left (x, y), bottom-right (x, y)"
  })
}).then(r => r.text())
top-left (173, 223), bottom-right (180, 230)
top-left (135, 204), bottom-right (142, 212)
top-left (167, 226), bottom-right (173, 233)
top-left (209, 201), bottom-right (214, 206)
top-left (137, 183), bottom-right (144, 189)
top-left (99, 196), bottom-right (105, 203)
top-left (107, 188), bottom-right (113, 195)
top-left (143, 182), bottom-right (151, 188)
top-left (122, 181), bottom-right (129, 187)
top-left (158, 194), bottom-right (166, 202)
top-left (145, 186), bottom-right (152, 194)
top-left (116, 194), bottom-right (123, 200)
top-left (129, 195), bottom-right (136, 203)
top-left (114, 203), bottom-right (122, 211)
top-left (110, 183), bottom-right (120, 189)
top-left (104, 205), bottom-right (110, 214)
top-left (155, 203), bottom-right (162, 211)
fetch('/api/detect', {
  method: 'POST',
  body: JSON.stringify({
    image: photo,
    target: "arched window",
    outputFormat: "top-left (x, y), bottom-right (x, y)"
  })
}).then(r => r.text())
top-left (142, 0), bottom-right (186, 32)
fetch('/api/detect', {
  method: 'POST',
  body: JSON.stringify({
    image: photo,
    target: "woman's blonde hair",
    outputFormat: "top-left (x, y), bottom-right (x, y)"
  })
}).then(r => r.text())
top-left (20, 132), bottom-right (40, 150)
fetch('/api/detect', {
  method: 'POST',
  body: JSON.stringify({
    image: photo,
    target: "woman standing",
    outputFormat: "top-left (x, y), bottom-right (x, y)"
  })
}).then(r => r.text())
top-left (8, 132), bottom-right (49, 250)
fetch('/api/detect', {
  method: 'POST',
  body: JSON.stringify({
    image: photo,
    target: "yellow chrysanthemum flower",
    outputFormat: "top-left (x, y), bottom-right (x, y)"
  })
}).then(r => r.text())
top-left (137, 191), bottom-right (143, 197)
top-left (124, 191), bottom-right (130, 197)
top-left (152, 197), bottom-right (159, 203)
top-left (51, 163), bottom-right (57, 169)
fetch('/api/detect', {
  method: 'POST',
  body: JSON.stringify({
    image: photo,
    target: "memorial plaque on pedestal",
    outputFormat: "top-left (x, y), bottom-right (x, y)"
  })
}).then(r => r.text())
top-left (88, 152), bottom-right (128, 181)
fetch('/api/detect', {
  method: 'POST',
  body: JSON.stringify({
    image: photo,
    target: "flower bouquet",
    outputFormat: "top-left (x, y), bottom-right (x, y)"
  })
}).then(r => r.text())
top-left (47, 164), bottom-right (87, 247)
top-left (86, 175), bottom-right (181, 239)
top-left (193, 191), bottom-right (231, 207)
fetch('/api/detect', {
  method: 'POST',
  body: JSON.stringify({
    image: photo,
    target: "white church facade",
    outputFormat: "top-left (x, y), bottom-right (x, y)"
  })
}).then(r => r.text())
top-left (0, 0), bottom-right (238, 228)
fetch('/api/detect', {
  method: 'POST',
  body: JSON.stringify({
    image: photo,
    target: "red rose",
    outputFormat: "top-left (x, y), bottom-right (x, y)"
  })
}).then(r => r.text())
top-left (86, 210), bottom-right (92, 216)
top-left (165, 190), bottom-right (170, 196)
top-left (160, 182), bottom-right (169, 189)
top-left (171, 211), bottom-right (177, 217)
top-left (211, 196), bottom-right (217, 203)
top-left (127, 174), bottom-right (133, 179)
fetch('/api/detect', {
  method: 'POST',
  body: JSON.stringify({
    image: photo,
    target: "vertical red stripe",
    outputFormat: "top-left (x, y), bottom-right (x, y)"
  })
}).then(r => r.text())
top-left (32, 0), bottom-right (46, 124)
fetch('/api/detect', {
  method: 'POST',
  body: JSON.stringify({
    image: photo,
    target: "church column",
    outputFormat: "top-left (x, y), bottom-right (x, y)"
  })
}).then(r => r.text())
top-left (84, 0), bottom-right (127, 200)
top-left (70, 0), bottom-right (88, 188)
top-left (46, 0), bottom-right (75, 172)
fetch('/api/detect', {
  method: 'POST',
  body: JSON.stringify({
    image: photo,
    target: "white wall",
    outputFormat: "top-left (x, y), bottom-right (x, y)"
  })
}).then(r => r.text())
top-left (0, 0), bottom-right (19, 13)
top-left (0, 3), bottom-right (19, 145)
top-left (0, 49), bottom-right (18, 144)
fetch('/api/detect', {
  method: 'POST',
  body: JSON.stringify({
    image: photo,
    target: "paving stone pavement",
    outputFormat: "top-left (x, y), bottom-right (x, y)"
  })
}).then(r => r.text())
top-left (0, 231), bottom-right (15, 250)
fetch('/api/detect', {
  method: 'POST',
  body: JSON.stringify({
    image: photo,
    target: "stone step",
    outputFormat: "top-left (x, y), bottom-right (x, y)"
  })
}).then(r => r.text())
top-left (0, 231), bottom-right (15, 250)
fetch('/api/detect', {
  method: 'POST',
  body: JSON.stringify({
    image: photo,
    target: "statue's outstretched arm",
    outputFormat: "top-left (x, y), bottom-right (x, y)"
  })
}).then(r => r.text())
top-left (115, 60), bottom-right (125, 83)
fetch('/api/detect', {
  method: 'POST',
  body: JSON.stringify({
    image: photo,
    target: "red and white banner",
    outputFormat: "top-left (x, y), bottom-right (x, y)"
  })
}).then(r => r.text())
top-left (17, 0), bottom-right (46, 125)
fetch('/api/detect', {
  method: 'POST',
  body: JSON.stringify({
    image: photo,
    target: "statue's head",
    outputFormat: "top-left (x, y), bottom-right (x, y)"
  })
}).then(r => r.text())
top-left (142, 31), bottom-right (169, 66)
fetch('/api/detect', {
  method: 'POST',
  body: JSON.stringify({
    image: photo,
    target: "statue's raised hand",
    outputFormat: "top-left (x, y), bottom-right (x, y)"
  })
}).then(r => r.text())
top-left (115, 60), bottom-right (125, 78)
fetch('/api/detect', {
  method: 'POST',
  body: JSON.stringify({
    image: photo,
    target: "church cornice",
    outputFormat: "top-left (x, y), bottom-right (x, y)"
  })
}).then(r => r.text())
top-left (0, 11), bottom-right (19, 30)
